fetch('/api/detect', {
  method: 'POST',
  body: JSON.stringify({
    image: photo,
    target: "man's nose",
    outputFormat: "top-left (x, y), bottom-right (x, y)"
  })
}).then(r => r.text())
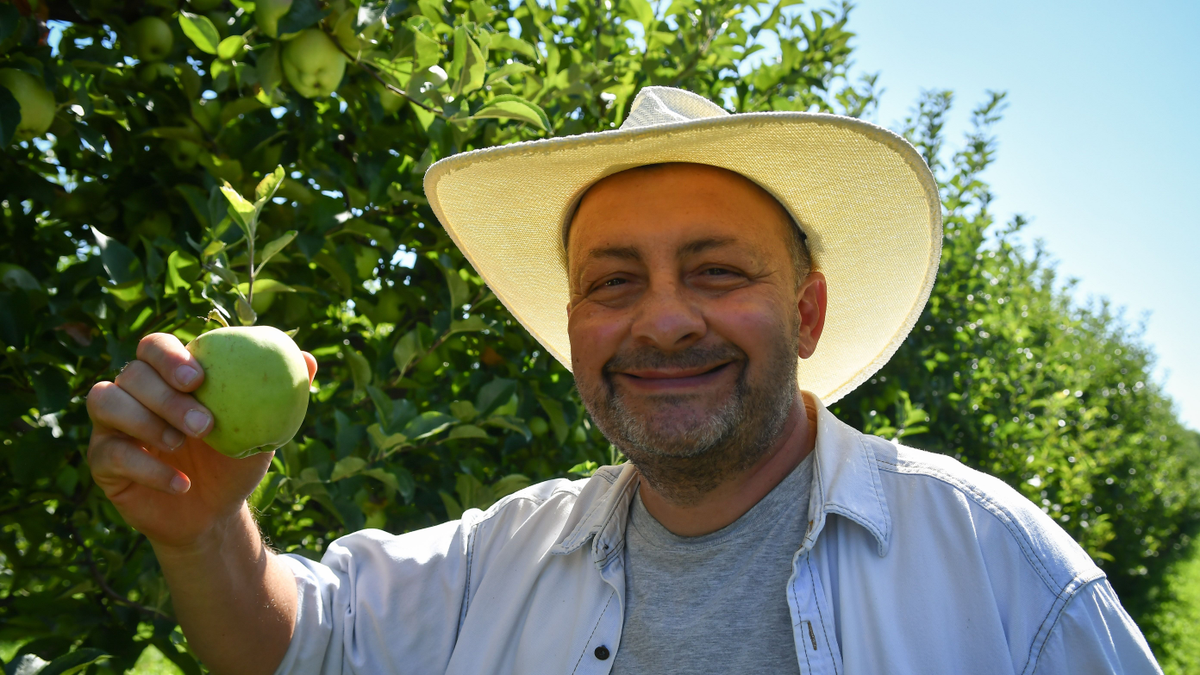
top-left (629, 280), bottom-right (705, 350)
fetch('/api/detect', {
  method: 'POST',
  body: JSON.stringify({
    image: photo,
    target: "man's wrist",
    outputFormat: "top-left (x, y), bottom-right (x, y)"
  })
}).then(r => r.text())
top-left (150, 503), bottom-right (261, 564)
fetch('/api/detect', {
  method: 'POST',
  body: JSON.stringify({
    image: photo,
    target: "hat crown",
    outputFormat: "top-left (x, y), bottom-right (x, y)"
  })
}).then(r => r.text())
top-left (619, 86), bottom-right (729, 130)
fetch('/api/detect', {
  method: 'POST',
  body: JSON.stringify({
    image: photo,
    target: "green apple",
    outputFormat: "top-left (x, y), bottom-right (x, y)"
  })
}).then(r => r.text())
top-left (165, 139), bottom-right (201, 169)
top-left (131, 16), bottom-right (173, 62)
top-left (186, 326), bottom-right (310, 458)
top-left (255, 0), bottom-right (293, 39)
top-left (281, 29), bottom-right (346, 99)
top-left (138, 61), bottom-right (175, 84)
top-left (0, 69), bottom-right (56, 141)
top-left (373, 79), bottom-right (404, 115)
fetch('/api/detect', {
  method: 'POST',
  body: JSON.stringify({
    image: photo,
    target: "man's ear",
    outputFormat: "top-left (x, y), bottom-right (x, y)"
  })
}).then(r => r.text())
top-left (796, 271), bottom-right (827, 359)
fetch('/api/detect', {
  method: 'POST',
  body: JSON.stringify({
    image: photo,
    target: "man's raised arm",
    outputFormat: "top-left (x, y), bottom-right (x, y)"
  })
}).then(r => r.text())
top-left (86, 333), bottom-right (315, 675)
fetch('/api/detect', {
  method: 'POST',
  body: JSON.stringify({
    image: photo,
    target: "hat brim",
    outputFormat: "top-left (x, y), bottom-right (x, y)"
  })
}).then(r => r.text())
top-left (424, 112), bottom-right (942, 404)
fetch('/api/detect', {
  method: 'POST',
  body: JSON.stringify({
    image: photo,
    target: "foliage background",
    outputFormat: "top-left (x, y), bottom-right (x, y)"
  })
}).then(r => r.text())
top-left (0, 0), bottom-right (1197, 672)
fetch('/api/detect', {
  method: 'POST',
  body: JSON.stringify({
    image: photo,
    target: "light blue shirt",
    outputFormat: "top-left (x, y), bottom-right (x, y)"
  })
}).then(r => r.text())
top-left (275, 397), bottom-right (1161, 675)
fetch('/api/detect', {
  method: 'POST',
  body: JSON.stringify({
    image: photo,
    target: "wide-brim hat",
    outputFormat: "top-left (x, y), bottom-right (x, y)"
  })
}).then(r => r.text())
top-left (424, 87), bottom-right (942, 404)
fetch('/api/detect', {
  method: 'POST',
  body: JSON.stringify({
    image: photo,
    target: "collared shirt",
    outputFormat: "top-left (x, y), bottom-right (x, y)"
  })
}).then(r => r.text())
top-left (274, 398), bottom-right (1161, 675)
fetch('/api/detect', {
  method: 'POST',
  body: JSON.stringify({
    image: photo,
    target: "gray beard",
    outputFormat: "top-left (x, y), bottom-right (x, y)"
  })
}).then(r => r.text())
top-left (577, 337), bottom-right (799, 506)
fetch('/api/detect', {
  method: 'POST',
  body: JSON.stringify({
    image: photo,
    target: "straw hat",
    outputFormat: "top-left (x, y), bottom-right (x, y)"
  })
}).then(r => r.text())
top-left (424, 87), bottom-right (941, 404)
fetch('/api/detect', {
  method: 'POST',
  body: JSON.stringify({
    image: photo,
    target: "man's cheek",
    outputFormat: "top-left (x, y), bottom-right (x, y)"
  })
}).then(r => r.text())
top-left (568, 309), bottom-right (628, 370)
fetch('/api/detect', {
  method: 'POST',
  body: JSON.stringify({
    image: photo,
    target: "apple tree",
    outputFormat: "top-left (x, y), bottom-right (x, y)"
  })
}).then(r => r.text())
top-left (1, 0), bottom-right (1196, 671)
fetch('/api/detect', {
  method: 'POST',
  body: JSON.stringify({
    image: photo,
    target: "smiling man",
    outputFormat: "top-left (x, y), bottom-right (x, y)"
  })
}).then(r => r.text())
top-left (85, 87), bottom-right (1161, 674)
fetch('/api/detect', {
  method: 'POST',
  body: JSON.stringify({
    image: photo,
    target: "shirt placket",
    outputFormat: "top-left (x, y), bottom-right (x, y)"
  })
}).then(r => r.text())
top-left (788, 550), bottom-right (842, 675)
top-left (571, 514), bottom-right (626, 675)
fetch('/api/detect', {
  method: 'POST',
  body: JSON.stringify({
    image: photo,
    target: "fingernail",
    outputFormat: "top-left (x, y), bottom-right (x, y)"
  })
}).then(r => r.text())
top-left (184, 409), bottom-right (211, 436)
top-left (170, 475), bottom-right (190, 494)
top-left (162, 427), bottom-right (185, 450)
top-left (175, 365), bottom-right (199, 387)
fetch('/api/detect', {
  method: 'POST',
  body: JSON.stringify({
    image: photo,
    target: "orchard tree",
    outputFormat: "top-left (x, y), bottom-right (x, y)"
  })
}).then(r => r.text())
top-left (1, 0), bottom-right (1196, 672)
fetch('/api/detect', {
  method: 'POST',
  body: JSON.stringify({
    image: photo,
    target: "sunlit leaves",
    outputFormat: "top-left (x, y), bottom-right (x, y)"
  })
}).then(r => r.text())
top-left (178, 12), bottom-right (221, 55)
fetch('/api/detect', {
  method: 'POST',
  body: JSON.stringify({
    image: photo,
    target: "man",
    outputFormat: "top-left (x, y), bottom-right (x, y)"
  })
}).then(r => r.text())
top-left (86, 87), bottom-right (1161, 674)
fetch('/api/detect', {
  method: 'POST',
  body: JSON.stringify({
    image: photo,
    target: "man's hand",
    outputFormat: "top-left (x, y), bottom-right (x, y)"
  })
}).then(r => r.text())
top-left (86, 332), bottom-right (318, 550)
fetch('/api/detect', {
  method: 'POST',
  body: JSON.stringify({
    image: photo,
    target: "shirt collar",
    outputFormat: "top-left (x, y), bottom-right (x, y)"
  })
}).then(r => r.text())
top-left (549, 393), bottom-right (892, 561)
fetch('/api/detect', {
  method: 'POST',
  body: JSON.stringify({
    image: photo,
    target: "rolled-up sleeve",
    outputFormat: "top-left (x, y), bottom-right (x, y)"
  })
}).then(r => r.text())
top-left (272, 520), bottom-right (474, 675)
top-left (1031, 578), bottom-right (1162, 675)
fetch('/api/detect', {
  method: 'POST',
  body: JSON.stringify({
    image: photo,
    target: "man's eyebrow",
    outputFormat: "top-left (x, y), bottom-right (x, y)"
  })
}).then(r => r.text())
top-left (583, 245), bottom-right (642, 264)
top-left (677, 236), bottom-right (738, 258)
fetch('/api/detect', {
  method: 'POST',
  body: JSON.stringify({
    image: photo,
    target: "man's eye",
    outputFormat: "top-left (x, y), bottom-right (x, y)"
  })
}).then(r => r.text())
top-left (702, 267), bottom-right (733, 276)
top-left (602, 277), bottom-right (626, 287)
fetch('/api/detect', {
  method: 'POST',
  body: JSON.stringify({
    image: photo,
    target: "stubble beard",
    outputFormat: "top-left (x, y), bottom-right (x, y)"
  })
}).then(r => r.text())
top-left (577, 333), bottom-right (800, 506)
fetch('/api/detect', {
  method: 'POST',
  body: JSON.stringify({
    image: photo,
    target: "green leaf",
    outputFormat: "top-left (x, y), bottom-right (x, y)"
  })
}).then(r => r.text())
top-left (362, 467), bottom-right (400, 492)
top-left (449, 400), bottom-right (478, 422)
top-left (330, 456), bottom-right (367, 481)
top-left (483, 414), bottom-right (532, 441)
top-left (254, 165), bottom-right (287, 208)
top-left (256, 43), bottom-right (283, 94)
top-left (439, 490), bottom-right (463, 520)
top-left (0, 85), bottom-right (20, 147)
top-left (367, 423), bottom-right (408, 453)
top-left (447, 424), bottom-right (488, 440)
top-left (401, 411), bottom-right (457, 440)
top-left (71, 119), bottom-right (109, 157)
top-left (257, 230), bottom-right (297, 270)
top-left (250, 472), bottom-right (285, 511)
top-left (217, 35), bottom-right (245, 60)
top-left (447, 315), bottom-right (488, 335)
top-left (90, 226), bottom-right (144, 285)
top-left (536, 395), bottom-right (569, 444)
top-left (38, 649), bottom-right (110, 675)
top-left (451, 27), bottom-right (486, 96)
top-left (568, 460), bottom-right (599, 477)
top-left (341, 344), bottom-right (372, 396)
top-left (489, 33), bottom-right (537, 60)
top-left (235, 295), bottom-right (257, 325)
top-left (165, 248), bottom-right (200, 293)
top-left (0, 264), bottom-right (41, 292)
top-left (491, 473), bottom-right (531, 500)
top-left (407, 18), bottom-right (442, 69)
top-left (277, 0), bottom-right (331, 36)
top-left (471, 95), bottom-right (548, 130)
top-left (209, 263), bottom-right (239, 288)
top-left (441, 263), bottom-right (470, 310)
top-left (392, 328), bottom-right (426, 375)
top-left (476, 377), bottom-right (516, 417)
top-left (455, 472), bottom-right (492, 510)
top-left (220, 182), bottom-right (257, 238)
top-left (179, 11), bottom-right (221, 55)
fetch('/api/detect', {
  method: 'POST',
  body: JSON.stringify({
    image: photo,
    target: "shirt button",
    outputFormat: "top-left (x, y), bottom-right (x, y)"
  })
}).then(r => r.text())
top-left (594, 646), bottom-right (610, 660)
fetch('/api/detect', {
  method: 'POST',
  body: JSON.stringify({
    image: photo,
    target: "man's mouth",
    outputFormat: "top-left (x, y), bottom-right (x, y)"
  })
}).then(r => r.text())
top-left (610, 362), bottom-right (735, 392)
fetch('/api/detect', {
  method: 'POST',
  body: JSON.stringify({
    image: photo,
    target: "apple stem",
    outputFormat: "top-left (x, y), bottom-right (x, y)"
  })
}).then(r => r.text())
top-left (246, 221), bottom-right (255, 311)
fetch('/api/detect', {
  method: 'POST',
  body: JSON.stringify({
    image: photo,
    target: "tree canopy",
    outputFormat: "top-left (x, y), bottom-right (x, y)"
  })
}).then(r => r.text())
top-left (1, 0), bottom-right (1196, 672)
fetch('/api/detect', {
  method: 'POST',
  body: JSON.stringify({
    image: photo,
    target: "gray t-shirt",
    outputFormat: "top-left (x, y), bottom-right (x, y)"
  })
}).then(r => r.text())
top-left (611, 452), bottom-right (815, 674)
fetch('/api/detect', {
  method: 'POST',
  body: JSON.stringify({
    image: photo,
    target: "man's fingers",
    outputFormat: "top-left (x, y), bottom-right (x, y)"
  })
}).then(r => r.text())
top-left (88, 381), bottom-right (193, 451)
top-left (136, 332), bottom-right (204, 392)
top-left (113, 361), bottom-right (212, 439)
top-left (303, 351), bottom-right (317, 385)
top-left (88, 434), bottom-right (190, 495)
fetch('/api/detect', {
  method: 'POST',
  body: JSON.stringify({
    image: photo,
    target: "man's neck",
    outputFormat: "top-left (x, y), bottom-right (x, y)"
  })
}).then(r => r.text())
top-left (636, 392), bottom-right (818, 537)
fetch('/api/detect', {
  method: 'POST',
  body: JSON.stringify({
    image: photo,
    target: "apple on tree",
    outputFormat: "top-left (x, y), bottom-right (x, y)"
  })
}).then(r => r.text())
top-left (130, 16), bottom-right (174, 62)
top-left (186, 326), bottom-right (310, 459)
top-left (0, 69), bottom-right (55, 141)
top-left (186, 166), bottom-right (311, 459)
top-left (281, 29), bottom-right (347, 99)
top-left (255, 0), bottom-right (295, 39)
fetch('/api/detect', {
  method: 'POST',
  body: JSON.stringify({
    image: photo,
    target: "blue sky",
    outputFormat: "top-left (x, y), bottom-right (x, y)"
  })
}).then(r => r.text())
top-left (831, 0), bottom-right (1200, 429)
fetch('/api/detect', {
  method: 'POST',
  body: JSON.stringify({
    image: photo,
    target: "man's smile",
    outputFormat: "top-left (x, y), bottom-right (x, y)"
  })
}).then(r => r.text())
top-left (610, 361), bottom-right (737, 393)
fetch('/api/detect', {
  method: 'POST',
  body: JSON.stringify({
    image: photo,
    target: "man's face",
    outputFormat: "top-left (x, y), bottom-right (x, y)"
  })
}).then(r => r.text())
top-left (566, 163), bottom-right (825, 495)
